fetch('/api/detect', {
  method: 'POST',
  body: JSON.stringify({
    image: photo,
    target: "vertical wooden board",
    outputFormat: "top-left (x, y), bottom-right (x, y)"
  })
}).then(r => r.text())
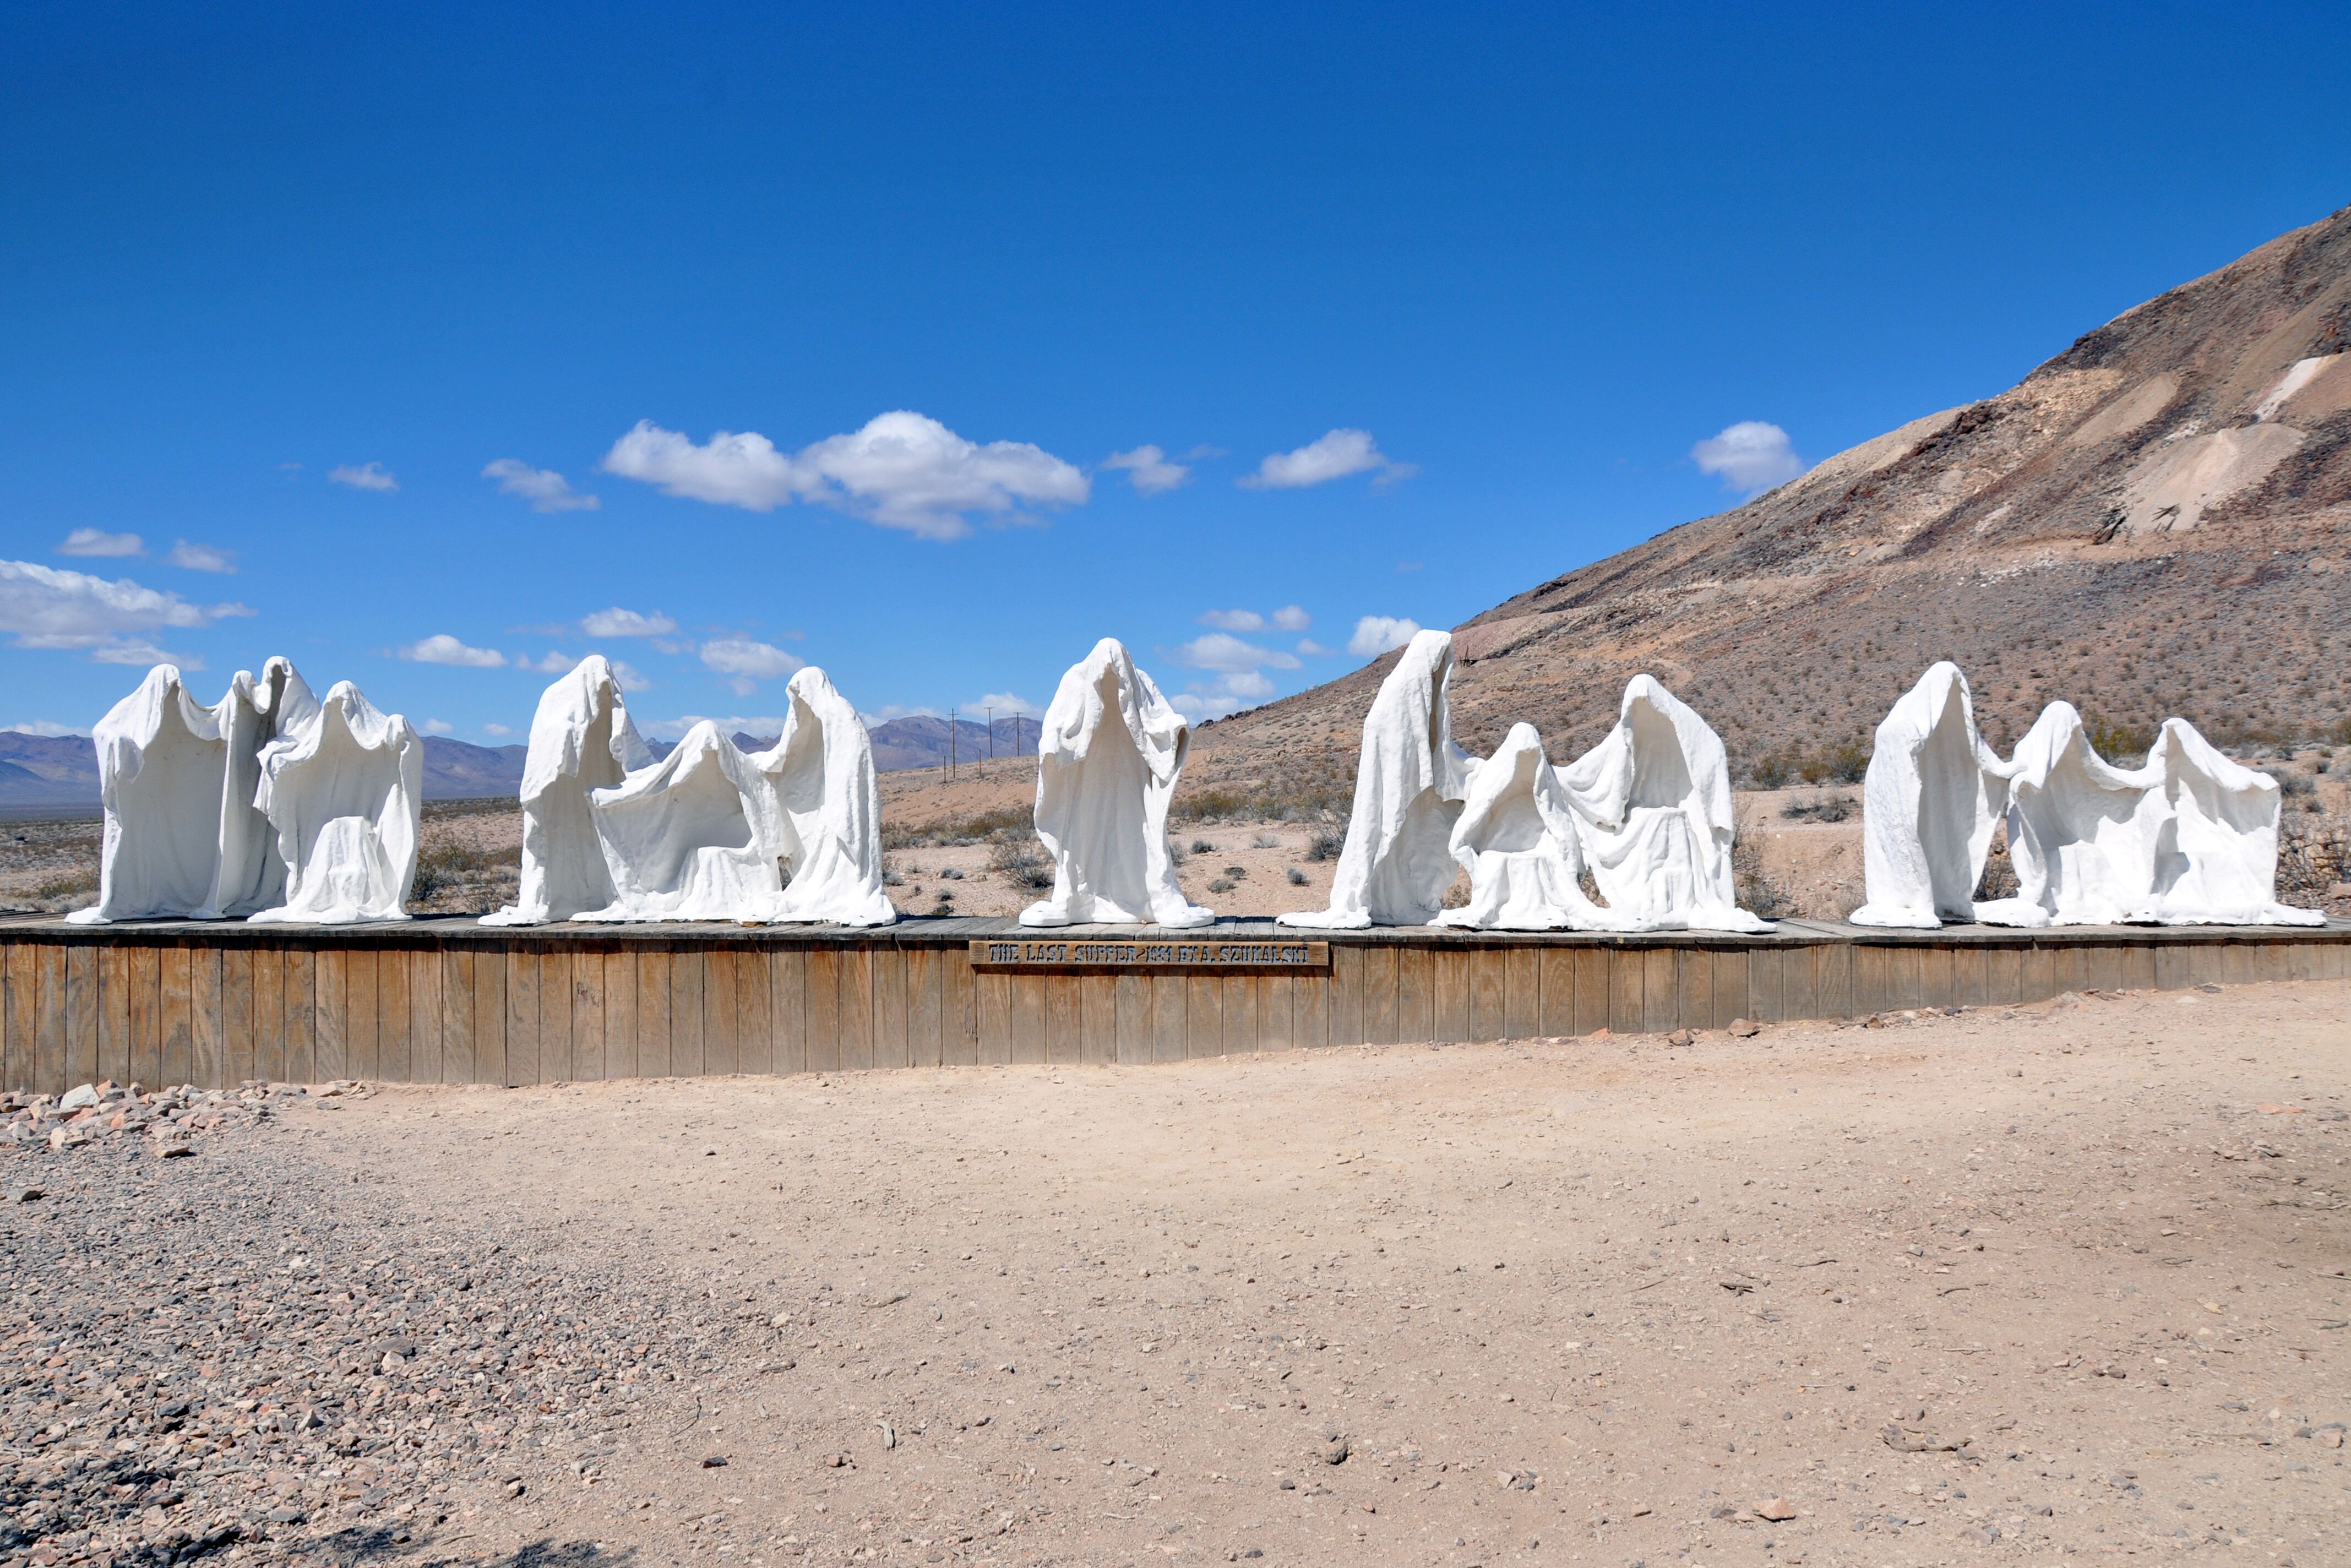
top-left (1785, 944), bottom-right (1824, 1026)
top-left (1557, 948), bottom-right (1597, 1036)
top-left (157, 946), bottom-right (193, 1088)
top-left (2283, 938), bottom-right (2321, 984)
top-left (1148, 972), bottom-right (1186, 1063)
top-left (2224, 941), bottom-right (2259, 987)
top-left (976, 971), bottom-right (1010, 1065)
top-left (747, 947), bottom-right (781, 1076)
top-left (1216, 974), bottom-right (1253, 1055)
top-left (2119, 941), bottom-right (2158, 992)
top-left (0, 943), bottom-right (14, 1095)
top-left (281, 949), bottom-right (316, 1084)
top-left (804, 948), bottom-right (841, 1072)
top-left (124, 944), bottom-right (162, 1088)
top-left (2083, 943), bottom-right (2124, 993)
top-left (503, 947), bottom-right (541, 1086)
top-left (1113, 971), bottom-right (1149, 1065)
top-left (1008, 972), bottom-right (1048, 1064)
top-left (1749, 947), bottom-right (1789, 1023)
top-left (1915, 945), bottom-right (1953, 1010)
top-left (187, 945), bottom-right (224, 1092)
top-left (1430, 950), bottom-right (1467, 1043)
top-left (668, 950), bottom-right (704, 1078)
top-left (1534, 948), bottom-right (1576, 1037)
top-left (1848, 944), bottom-right (1890, 1017)
top-left (1502, 948), bottom-right (1540, 1041)
top-left (1260, 972), bottom-right (1297, 1052)
top-left (2048, 943), bottom-right (2086, 998)
top-left (96, 945), bottom-right (132, 1086)
top-left (907, 948), bottom-right (944, 1068)
top-left (341, 950), bottom-right (377, 1085)
top-left (1467, 950), bottom-right (1506, 1042)
top-left (1640, 948), bottom-right (1677, 1033)
top-left (1707, 948), bottom-right (1750, 1030)
top-left (946, 948), bottom-right (979, 1066)
top-left (1184, 972), bottom-right (1220, 1060)
top-left (64, 945), bottom-right (98, 1090)
top-left (701, 948), bottom-right (742, 1078)
top-left (1080, 973), bottom-right (1119, 1063)
top-left (1885, 945), bottom-right (1920, 1011)
top-left (437, 949), bottom-right (474, 1086)
top-left (1677, 949), bottom-right (1715, 1035)
top-left (1341, 945), bottom-right (1381, 1048)
top-left (839, 948), bottom-right (876, 1072)
top-left (874, 949), bottom-right (912, 1072)
top-left (472, 948), bottom-right (507, 1086)
top-left (371, 946), bottom-right (407, 1085)
top-left (1979, 944), bottom-right (2019, 1006)
top-left (768, 948), bottom-right (806, 1076)
top-left (1396, 946), bottom-right (1435, 1043)
top-left (1817, 942), bottom-right (1855, 1025)
top-left (36, 945), bottom-right (69, 1097)
top-left (572, 949), bottom-right (609, 1079)
top-left (404, 948), bottom-right (440, 1085)
top-left (623, 948), bottom-right (663, 1079)
top-left (311, 950), bottom-right (347, 1084)
top-left (225, 947), bottom-right (261, 1086)
top-left (1296, 963), bottom-right (1329, 1050)
top-left (1607, 949), bottom-right (1642, 1033)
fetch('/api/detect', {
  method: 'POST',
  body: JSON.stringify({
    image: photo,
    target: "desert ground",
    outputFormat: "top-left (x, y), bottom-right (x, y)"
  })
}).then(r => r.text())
top-left (6, 978), bottom-right (2349, 1566)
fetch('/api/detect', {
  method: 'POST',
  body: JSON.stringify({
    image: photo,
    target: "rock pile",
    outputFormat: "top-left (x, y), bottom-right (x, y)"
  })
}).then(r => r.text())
top-left (4, 1081), bottom-right (348, 1162)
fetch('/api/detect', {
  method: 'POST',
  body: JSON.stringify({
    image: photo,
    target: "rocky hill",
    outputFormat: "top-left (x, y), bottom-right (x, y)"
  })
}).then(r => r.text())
top-left (1188, 203), bottom-right (2351, 797)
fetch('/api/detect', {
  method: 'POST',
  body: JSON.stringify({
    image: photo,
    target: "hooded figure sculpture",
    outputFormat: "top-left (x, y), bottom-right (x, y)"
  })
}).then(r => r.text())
top-left (1279, 629), bottom-right (1474, 929)
top-left (1976, 703), bottom-right (2321, 928)
top-left (248, 680), bottom-right (423, 924)
top-left (68, 665), bottom-right (232, 924)
top-left (210, 658), bottom-right (321, 919)
top-left (1851, 662), bottom-right (2017, 929)
top-left (757, 667), bottom-right (896, 927)
top-left (1020, 638), bottom-right (1211, 928)
top-left (577, 722), bottom-right (785, 922)
top-left (1433, 722), bottom-right (1641, 931)
top-left (1557, 675), bottom-right (1770, 933)
top-left (485, 655), bottom-right (656, 926)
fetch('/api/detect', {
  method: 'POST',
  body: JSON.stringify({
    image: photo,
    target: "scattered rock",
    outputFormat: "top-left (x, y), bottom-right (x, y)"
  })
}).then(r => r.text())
top-left (1728, 1019), bottom-right (1761, 1038)
top-left (1322, 1435), bottom-right (1350, 1465)
top-left (1754, 1498), bottom-right (1797, 1522)
top-left (701, 1455), bottom-right (728, 1468)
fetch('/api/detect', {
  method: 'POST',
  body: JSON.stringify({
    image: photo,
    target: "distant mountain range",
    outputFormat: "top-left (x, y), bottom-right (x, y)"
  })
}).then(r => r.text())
top-left (0, 714), bottom-right (1039, 815)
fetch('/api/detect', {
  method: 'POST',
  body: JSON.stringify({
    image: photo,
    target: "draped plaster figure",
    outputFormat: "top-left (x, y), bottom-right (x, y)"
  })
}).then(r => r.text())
top-left (1432, 722), bottom-right (1639, 931)
top-left (484, 655), bottom-right (654, 926)
top-left (1850, 662), bottom-right (2016, 929)
top-left (247, 681), bottom-right (422, 924)
top-left (210, 658), bottom-right (321, 919)
top-left (68, 666), bottom-right (231, 924)
top-left (576, 721), bottom-right (785, 922)
top-left (759, 667), bottom-right (896, 927)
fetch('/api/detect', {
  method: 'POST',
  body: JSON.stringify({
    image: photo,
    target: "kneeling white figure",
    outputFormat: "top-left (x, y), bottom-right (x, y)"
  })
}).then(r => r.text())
top-left (1557, 675), bottom-right (1771, 933)
top-left (484, 655), bottom-right (655, 926)
top-left (576, 722), bottom-right (784, 922)
top-left (1020, 638), bottom-right (1211, 928)
top-left (1850, 661), bottom-right (2016, 929)
top-left (247, 681), bottom-right (423, 925)
top-left (1279, 629), bottom-right (1474, 929)
top-left (1432, 722), bottom-right (1639, 931)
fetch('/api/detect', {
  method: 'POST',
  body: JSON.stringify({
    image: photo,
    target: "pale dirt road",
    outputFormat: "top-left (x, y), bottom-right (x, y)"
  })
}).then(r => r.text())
top-left (247, 977), bottom-right (2351, 1567)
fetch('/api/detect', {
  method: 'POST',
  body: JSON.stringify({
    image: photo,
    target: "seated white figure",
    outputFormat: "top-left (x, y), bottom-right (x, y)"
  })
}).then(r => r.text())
top-left (576, 722), bottom-right (785, 922)
top-left (1977, 704), bottom-right (2321, 927)
top-left (1020, 638), bottom-right (1211, 929)
top-left (1851, 662), bottom-right (2017, 929)
top-left (483, 655), bottom-right (655, 926)
top-left (1433, 723), bottom-right (1641, 932)
top-left (758, 667), bottom-right (896, 927)
top-left (248, 682), bottom-right (423, 924)
top-left (68, 665), bottom-right (231, 924)
top-left (1556, 674), bottom-right (1771, 933)
top-left (209, 657), bottom-right (321, 918)
top-left (1280, 629), bottom-right (1474, 929)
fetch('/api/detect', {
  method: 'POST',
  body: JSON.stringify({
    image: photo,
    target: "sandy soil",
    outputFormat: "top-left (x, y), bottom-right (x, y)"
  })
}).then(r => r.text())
top-left (118, 976), bottom-right (2345, 1566)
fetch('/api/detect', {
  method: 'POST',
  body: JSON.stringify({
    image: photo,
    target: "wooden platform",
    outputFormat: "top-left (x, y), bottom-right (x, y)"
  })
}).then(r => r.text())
top-left (3, 913), bottom-right (2347, 1096)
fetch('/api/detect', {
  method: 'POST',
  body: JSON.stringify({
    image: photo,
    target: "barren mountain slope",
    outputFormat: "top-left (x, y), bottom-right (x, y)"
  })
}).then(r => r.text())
top-left (1188, 203), bottom-right (2351, 796)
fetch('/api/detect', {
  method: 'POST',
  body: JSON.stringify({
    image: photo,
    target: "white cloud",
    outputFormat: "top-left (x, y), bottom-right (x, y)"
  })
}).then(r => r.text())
top-left (700, 636), bottom-right (803, 696)
top-left (971, 691), bottom-right (1041, 717)
top-left (57, 528), bottom-right (145, 558)
top-left (860, 703), bottom-right (944, 725)
top-left (0, 558), bottom-right (247, 666)
top-left (1168, 670), bottom-right (1276, 722)
top-left (1239, 428), bottom-right (1416, 489)
top-left (1270, 605), bottom-right (1310, 631)
top-left (519, 651), bottom-right (576, 674)
top-left (1198, 608), bottom-right (1266, 632)
top-left (638, 713), bottom-right (787, 743)
top-left (1347, 614), bottom-right (1421, 658)
top-left (1103, 445), bottom-right (1189, 495)
top-left (483, 458), bottom-right (601, 513)
top-left (329, 462), bottom-right (399, 492)
top-left (579, 606), bottom-right (677, 638)
top-left (420, 718), bottom-right (455, 736)
top-left (1296, 639), bottom-right (1333, 657)
top-left (482, 722), bottom-right (516, 738)
top-left (1173, 631), bottom-right (1302, 674)
top-left (601, 411), bottom-right (1089, 540)
top-left (609, 660), bottom-right (649, 692)
top-left (1691, 421), bottom-right (1804, 493)
top-left (400, 634), bottom-right (507, 668)
top-left (5, 720), bottom-right (92, 737)
top-left (165, 540), bottom-right (237, 573)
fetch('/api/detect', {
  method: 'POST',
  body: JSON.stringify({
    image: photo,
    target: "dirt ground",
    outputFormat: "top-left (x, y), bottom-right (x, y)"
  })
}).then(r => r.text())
top-left (17, 977), bottom-right (2344, 1566)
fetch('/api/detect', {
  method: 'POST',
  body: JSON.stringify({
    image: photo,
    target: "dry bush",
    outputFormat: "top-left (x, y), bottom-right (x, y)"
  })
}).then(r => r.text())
top-left (986, 832), bottom-right (1053, 891)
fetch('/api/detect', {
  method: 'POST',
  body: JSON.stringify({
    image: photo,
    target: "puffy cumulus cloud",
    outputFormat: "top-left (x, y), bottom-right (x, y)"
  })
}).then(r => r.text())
top-left (700, 636), bottom-right (803, 696)
top-left (1346, 614), bottom-right (1421, 658)
top-left (481, 722), bottom-right (517, 739)
top-left (608, 659), bottom-right (650, 692)
top-left (602, 411), bottom-right (1087, 540)
top-left (579, 606), bottom-right (677, 638)
top-left (1296, 639), bottom-right (1333, 657)
top-left (0, 558), bottom-right (248, 666)
top-left (972, 690), bottom-right (1041, 718)
top-left (328, 462), bottom-right (399, 492)
top-left (637, 713), bottom-right (786, 743)
top-left (1239, 428), bottom-right (1416, 490)
top-left (420, 718), bottom-right (455, 736)
top-left (1270, 605), bottom-right (1310, 631)
top-left (483, 458), bottom-right (601, 513)
top-left (400, 634), bottom-right (506, 668)
top-left (1691, 421), bottom-right (1804, 493)
top-left (1102, 444), bottom-right (1189, 495)
top-left (517, 651), bottom-right (576, 674)
top-left (57, 528), bottom-right (144, 558)
top-left (1168, 670), bottom-right (1276, 723)
top-left (1198, 608), bottom-right (1265, 632)
top-left (1173, 631), bottom-right (1302, 674)
top-left (165, 540), bottom-right (236, 573)
top-left (5, 720), bottom-right (92, 737)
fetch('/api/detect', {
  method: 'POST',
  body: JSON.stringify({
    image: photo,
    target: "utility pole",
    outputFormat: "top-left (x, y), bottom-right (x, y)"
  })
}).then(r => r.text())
top-left (948, 706), bottom-right (956, 783)
top-left (985, 705), bottom-right (994, 778)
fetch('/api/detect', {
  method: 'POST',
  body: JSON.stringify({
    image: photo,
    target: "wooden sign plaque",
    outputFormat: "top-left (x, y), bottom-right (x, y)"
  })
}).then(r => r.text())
top-left (967, 937), bottom-right (1330, 972)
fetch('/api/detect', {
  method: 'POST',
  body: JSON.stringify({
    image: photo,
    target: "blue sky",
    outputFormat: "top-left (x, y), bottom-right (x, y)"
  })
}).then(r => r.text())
top-left (6, 3), bottom-right (2348, 742)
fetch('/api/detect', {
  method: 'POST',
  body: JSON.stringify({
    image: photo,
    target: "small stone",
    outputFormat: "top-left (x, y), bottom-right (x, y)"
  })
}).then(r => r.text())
top-left (700, 1455), bottom-right (728, 1467)
top-left (7, 1186), bottom-right (40, 1202)
top-left (154, 1139), bottom-right (194, 1159)
top-left (1727, 1019), bottom-right (1761, 1038)
top-left (1666, 1029), bottom-right (1694, 1048)
top-left (1322, 1436), bottom-right (1349, 1465)
top-left (1754, 1498), bottom-right (1797, 1522)
top-left (59, 1084), bottom-right (100, 1111)
top-left (865, 1291), bottom-right (910, 1308)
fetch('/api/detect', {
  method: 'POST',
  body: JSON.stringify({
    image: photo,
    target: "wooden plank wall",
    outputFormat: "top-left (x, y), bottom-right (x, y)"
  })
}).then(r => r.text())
top-left (1, 929), bottom-right (2346, 1095)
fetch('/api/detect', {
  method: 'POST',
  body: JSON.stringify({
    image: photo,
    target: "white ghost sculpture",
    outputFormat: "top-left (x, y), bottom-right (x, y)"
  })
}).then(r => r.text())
top-left (483, 656), bottom-right (655, 926)
top-left (68, 666), bottom-right (232, 924)
top-left (577, 722), bottom-right (785, 922)
top-left (248, 681), bottom-right (423, 924)
top-left (1433, 722), bottom-right (1640, 931)
top-left (1557, 675), bottom-right (1771, 933)
top-left (1851, 662), bottom-right (2016, 929)
top-left (1279, 629), bottom-right (1474, 929)
top-left (210, 658), bottom-right (322, 918)
top-left (759, 667), bottom-right (896, 927)
top-left (1976, 703), bottom-right (2321, 927)
top-left (1021, 638), bottom-right (1211, 929)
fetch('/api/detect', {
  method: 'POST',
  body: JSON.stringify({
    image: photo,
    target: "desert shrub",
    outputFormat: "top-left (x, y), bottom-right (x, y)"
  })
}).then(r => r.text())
top-left (1973, 839), bottom-right (2020, 902)
top-left (1222, 864), bottom-right (1247, 880)
top-left (1304, 825), bottom-right (1344, 862)
top-left (1250, 832), bottom-right (1280, 850)
top-left (1800, 740), bottom-right (1870, 786)
top-left (1286, 867), bottom-right (1308, 886)
top-left (986, 834), bottom-right (1053, 890)
top-left (1190, 840), bottom-right (1213, 855)
top-left (2088, 718), bottom-right (2156, 765)
top-left (1779, 794), bottom-right (1854, 824)
top-left (1207, 877), bottom-right (1235, 894)
top-left (940, 865), bottom-right (964, 880)
top-left (410, 839), bottom-right (519, 901)
top-left (1730, 839), bottom-right (1793, 919)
